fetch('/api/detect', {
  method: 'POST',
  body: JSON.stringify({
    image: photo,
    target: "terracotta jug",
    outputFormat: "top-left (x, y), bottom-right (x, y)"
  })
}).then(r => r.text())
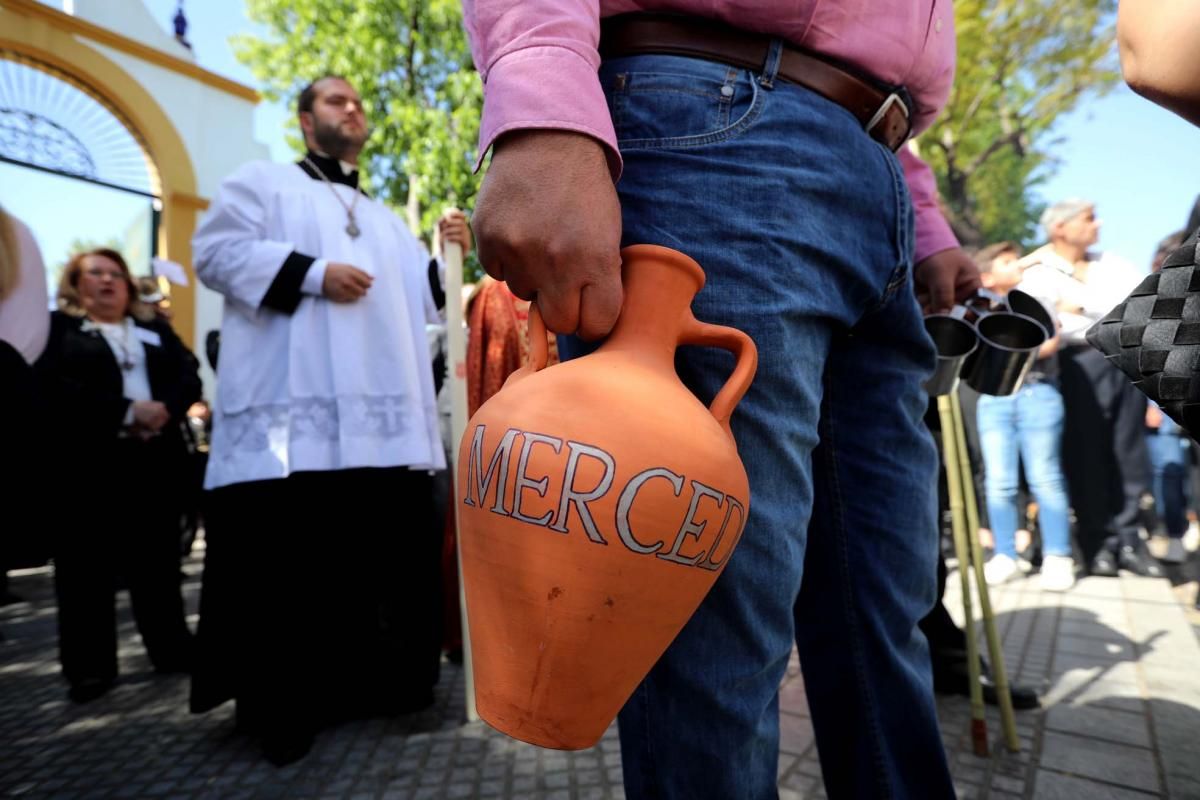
top-left (457, 244), bottom-right (758, 750)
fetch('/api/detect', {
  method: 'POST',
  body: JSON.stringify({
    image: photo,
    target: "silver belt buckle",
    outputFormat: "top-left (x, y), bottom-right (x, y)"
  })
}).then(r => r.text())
top-left (865, 92), bottom-right (910, 147)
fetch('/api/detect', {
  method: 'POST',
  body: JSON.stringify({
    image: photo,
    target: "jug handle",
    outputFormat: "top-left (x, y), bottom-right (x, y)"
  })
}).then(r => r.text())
top-left (679, 315), bottom-right (758, 434)
top-left (526, 303), bottom-right (550, 372)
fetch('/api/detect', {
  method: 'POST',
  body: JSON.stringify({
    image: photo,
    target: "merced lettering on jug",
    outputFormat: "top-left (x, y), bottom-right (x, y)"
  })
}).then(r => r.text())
top-left (463, 424), bottom-right (745, 571)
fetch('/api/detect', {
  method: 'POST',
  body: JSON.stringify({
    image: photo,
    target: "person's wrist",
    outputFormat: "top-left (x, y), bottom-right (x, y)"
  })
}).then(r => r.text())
top-left (494, 129), bottom-right (607, 164)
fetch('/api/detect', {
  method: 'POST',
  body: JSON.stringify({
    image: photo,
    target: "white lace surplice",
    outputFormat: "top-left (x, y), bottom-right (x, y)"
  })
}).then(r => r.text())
top-left (193, 161), bottom-right (446, 489)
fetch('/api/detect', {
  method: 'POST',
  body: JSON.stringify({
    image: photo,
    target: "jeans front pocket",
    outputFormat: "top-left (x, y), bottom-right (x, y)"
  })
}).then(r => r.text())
top-left (603, 55), bottom-right (764, 151)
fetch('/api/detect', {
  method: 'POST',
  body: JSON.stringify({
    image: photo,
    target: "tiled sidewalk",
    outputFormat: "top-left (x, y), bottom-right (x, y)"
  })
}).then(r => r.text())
top-left (936, 561), bottom-right (1200, 800)
top-left (1, 545), bottom-right (1197, 799)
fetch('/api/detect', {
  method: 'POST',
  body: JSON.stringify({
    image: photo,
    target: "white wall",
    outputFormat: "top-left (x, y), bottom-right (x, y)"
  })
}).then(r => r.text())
top-left (84, 42), bottom-right (268, 198)
top-left (71, 0), bottom-right (192, 62)
top-left (73, 37), bottom-right (268, 400)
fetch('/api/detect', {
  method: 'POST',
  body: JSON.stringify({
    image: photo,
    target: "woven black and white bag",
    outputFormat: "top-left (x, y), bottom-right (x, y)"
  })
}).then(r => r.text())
top-left (1087, 228), bottom-right (1200, 438)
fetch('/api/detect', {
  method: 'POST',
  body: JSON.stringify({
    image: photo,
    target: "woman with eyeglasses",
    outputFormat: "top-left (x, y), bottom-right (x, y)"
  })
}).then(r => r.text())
top-left (35, 248), bottom-right (201, 703)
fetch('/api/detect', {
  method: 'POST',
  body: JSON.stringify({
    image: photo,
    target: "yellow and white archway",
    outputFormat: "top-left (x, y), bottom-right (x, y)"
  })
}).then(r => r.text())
top-left (0, 0), bottom-right (266, 391)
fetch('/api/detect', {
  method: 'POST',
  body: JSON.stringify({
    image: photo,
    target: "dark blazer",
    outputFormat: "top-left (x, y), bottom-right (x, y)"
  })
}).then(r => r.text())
top-left (35, 311), bottom-right (202, 446)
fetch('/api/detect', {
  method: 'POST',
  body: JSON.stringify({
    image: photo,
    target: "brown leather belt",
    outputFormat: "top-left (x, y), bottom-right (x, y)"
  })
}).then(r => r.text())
top-left (599, 14), bottom-right (912, 152)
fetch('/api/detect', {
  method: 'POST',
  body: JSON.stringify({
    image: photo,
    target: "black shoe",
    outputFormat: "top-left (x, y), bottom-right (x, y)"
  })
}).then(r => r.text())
top-left (1090, 549), bottom-right (1119, 577)
top-left (68, 677), bottom-right (114, 704)
top-left (980, 673), bottom-right (1040, 710)
top-left (1118, 545), bottom-right (1165, 578)
top-left (932, 654), bottom-right (1040, 710)
top-left (262, 727), bottom-right (314, 767)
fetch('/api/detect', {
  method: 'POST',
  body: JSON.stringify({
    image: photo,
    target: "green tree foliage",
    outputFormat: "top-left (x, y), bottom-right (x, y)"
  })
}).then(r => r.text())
top-left (233, 0), bottom-right (483, 251)
top-left (919, 0), bottom-right (1121, 249)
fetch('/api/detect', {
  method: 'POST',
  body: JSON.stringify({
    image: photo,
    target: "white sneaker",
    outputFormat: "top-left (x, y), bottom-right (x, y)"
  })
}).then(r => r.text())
top-left (984, 554), bottom-right (1019, 586)
top-left (1184, 522), bottom-right (1200, 552)
top-left (1162, 538), bottom-right (1187, 564)
top-left (1040, 555), bottom-right (1076, 592)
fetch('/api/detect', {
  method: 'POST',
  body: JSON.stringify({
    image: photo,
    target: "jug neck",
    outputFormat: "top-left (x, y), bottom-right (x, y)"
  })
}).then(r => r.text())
top-left (605, 246), bottom-right (705, 362)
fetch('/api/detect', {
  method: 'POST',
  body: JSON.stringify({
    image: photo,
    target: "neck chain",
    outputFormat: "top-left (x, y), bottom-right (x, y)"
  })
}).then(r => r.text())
top-left (304, 156), bottom-right (362, 239)
top-left (116, 331), bottom-right (134, 370)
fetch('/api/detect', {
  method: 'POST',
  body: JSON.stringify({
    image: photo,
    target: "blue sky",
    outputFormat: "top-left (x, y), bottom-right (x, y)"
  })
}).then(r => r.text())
top-left (8, 1), bottom-right (1200, 281)
top-left (1038, 89), bottom-right (1199, 268)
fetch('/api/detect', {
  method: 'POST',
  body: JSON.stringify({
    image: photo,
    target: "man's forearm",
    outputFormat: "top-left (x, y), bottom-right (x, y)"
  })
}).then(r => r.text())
top-left (1118, 0), bottom-right (1200, 126)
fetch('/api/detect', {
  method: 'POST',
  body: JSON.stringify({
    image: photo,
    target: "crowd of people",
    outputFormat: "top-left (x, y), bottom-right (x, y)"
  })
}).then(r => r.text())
top-left (1, 1), bottom-right (1199, 798)
top-left (0, 74), bottom-right (474, 764)
top-left (962, 199), bottom-right (1200, 594)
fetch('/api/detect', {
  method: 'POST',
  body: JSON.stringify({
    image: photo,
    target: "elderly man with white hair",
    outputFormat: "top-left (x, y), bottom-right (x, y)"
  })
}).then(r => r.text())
top-left (1016, 199), bottom-right (1161, 579)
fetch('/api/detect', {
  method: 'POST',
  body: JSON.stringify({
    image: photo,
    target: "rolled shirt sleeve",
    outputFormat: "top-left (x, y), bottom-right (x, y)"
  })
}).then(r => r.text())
top-left (463, 0), bottom-right (621, 179)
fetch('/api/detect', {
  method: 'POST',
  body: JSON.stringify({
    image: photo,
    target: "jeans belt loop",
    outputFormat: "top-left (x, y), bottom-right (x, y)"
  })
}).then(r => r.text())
top-left (759, 39), bottom-right (784, 90)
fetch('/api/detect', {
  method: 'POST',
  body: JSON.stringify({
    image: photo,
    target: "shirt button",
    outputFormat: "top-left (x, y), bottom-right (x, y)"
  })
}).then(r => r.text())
top-left (720, 84), bottom-right (734, 98)
top-left (935, 17), bottom-right (943, 32)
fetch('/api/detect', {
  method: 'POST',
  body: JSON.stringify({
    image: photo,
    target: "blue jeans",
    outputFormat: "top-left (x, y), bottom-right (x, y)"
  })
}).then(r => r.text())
top-left (1148, 414), bottom-right (1190, 537)
top-left (561, 48), bottom-right (951, 799)
top-left (976, 382), bottom-right (1072, 558)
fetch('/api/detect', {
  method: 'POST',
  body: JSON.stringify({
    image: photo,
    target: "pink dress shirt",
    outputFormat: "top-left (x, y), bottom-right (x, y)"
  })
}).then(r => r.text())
top-left (463, 0), bottom-right (959, 263)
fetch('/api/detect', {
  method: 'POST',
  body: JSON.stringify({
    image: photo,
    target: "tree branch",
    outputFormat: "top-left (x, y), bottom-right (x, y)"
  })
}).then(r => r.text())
top-left (927, 136), bottom-right (952, 158)
top-left (407, 7), bottom-right (420, 98)
top-left (965, 130), bottom-right (1024, 176)
top-left (956, 51), bottom-right (1011, 143)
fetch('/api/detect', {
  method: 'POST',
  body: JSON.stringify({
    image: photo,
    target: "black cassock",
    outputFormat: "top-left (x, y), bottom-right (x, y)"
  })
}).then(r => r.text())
top-left (191, 467), bottom-right (442, 745)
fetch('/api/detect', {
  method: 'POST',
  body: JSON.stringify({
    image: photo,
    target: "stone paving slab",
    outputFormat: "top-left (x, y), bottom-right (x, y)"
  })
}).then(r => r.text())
top-left (1042, 704), bottom-right (1152, 749)
top-left (1, 542), bottom-right (1198, 799)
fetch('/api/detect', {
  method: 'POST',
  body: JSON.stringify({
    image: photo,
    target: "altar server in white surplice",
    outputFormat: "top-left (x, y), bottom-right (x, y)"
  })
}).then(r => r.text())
top-left (189, 75), bottom-right (472, 767)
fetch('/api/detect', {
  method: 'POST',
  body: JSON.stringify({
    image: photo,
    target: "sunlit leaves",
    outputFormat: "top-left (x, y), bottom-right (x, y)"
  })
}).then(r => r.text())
top-left (921, 0), bottom-right (1119, 247)
top-left (233, 0), bottom-right (483, 253)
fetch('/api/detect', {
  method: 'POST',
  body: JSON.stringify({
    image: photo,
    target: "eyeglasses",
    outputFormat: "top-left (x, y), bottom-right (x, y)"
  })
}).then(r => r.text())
top-left (83, 268), bottom-right (127, 281)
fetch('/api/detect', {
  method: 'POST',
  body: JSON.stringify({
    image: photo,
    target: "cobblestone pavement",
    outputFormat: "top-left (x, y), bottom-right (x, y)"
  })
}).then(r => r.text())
top-left (2, 539), bottom-right (1198, 799)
